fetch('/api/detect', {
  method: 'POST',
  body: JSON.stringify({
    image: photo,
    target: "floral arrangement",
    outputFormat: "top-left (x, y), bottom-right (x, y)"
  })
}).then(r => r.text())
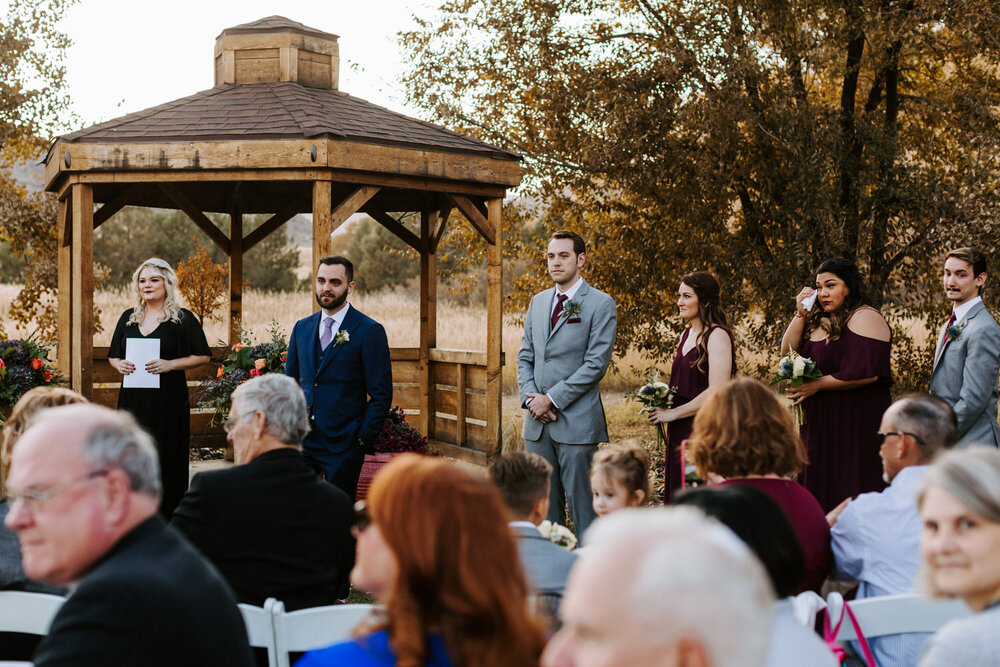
top-left (332, 330), bottom-right (350, 348)
top-left (561, 298), bottom-right (582, 319)
top-left (626, 373), bottom-right (678, 449)
top-left (370, 406), bottom-right (427, 455)
top-left (770, 350), bottom-right (822, 424)
top-left (0, 336), bottom-right (64, 417)
top-left (198, 322), bottom-right (287, 425)
top-left (537, 520), bottom-right (578, 550)
top-left (946, 321), bottom-right (966, 343)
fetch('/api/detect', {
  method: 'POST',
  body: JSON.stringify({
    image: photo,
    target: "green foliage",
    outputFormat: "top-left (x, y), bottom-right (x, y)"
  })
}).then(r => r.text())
top-left (401, 0), bottom-right (1000, 393)
top-left (0, 336), bottom-right (64, 412)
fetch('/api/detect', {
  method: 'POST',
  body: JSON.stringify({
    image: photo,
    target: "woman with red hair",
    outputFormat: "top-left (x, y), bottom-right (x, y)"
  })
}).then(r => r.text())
top-left (296, 454), bottom-right (546, 667)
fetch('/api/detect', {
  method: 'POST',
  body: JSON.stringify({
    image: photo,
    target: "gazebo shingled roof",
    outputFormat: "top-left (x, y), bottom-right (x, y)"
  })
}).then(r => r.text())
top-left (45, 16), bottom-right (515, 465)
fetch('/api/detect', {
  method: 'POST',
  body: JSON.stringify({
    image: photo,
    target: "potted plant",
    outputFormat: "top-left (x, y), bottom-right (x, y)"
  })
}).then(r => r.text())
top-left (0, 336), bottom-right (64, 422)
top-left (356, 406), bottom-right (428, 500)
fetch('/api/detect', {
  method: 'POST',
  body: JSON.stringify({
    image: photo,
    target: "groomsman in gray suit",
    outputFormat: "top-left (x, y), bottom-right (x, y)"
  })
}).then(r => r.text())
top-left (930, 247), bottom-right (1000, 447)
top-left (517, 230), bottom-right (617, 535)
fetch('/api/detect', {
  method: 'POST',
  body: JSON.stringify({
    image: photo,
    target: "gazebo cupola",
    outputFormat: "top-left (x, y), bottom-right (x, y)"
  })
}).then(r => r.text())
top-left (214, 16), bottom-right (340, 90)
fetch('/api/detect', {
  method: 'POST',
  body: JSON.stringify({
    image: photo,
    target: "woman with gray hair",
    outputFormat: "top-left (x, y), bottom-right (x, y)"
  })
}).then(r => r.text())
top-left (918, 448), bottom-right (1000, 666)
top-left (108, 258), bottom-right (211, 516)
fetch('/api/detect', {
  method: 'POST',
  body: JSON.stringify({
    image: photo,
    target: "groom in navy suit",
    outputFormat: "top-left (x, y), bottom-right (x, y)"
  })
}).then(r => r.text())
top-left (286, 256), bottom-right (393, 498)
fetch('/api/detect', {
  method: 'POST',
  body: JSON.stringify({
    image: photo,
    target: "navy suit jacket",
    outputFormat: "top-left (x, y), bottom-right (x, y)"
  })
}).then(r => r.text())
top-left (286, 305), bottom-right (393, 454)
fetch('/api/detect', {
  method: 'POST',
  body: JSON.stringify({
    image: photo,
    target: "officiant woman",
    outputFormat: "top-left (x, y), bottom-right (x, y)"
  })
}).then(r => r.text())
top-left (108, 258), bottom-right (210, 516)
top-left (780, 257), bottom-right (891, 512)
top-left (647, 271), bottom-right (737, 501)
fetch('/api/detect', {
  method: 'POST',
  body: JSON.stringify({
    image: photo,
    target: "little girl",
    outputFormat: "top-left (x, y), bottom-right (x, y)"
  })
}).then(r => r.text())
top-left (590, 444), bottom-right (651, 518)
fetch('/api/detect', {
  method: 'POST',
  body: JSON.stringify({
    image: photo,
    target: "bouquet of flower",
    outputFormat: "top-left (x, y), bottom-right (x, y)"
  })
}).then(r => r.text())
top-left (626, 373), bottom-right (678, 449)
top-left (537, 520), bottom-right (578, 550)
top-left (770, 350), bottom-right (822, 424)
top-left (0, 336), bottom-right (64, 418)
top-left (370, 406), bottom-right (427, 455)
top-left (198, 322), bottom-right (287, 425)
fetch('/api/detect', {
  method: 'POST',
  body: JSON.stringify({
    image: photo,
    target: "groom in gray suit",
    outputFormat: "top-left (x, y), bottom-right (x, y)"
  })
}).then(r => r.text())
top-left (517, 230), bottom-right (617, 535)
top-left (930, 247), bottom-right (1000, 447)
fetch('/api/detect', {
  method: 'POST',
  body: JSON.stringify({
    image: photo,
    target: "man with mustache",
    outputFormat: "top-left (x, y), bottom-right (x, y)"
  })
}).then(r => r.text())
top-left (286, 256), bottom-right (392, 499)
top-left (930, 247), bottom-right (1000, 447)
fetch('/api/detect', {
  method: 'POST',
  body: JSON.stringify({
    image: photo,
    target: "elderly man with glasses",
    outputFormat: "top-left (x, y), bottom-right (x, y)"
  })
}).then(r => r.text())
top-left (171, 373), bottom-right (354, 610)
top-left (4, 404), bottom-right (252, 666)
top-left (826, 394), bottom-right (957, 667)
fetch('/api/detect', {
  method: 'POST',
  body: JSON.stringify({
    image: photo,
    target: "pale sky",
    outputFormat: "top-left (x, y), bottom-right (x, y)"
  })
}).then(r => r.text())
top-left (59, 0), bottom-right (433, 129)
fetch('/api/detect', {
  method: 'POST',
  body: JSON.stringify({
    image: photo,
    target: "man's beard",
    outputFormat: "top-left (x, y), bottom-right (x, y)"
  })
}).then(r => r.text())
top-left (316, 289), bottom-right (348, 311)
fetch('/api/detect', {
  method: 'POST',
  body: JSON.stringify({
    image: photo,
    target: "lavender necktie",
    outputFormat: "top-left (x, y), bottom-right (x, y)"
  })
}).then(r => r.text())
top-left (320, 317), bottom-right (335, 350)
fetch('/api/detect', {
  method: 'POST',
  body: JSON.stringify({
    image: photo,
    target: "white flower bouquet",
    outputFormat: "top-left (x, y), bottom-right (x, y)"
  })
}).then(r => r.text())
top-left (770, 350), bottom-right (822, 424)
top-left (537, 520), bottom-right (578, 550)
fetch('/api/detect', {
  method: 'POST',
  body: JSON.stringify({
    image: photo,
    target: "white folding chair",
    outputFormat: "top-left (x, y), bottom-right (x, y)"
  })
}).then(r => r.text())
top-left (828, 592), bottom-right (971, 641)
top-left (238, 598), bottom-right (279, 667)
top-left (271, 601), bottom-right (377, 667)
top-left (0, 591), bottom-right (65, 636)
top-left (0, 662), bottom-right (34, 666)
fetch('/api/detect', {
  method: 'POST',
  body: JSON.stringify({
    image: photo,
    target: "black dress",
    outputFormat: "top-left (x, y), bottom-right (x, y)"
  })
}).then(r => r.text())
top-left (109, 308), bottom-right (210, 517)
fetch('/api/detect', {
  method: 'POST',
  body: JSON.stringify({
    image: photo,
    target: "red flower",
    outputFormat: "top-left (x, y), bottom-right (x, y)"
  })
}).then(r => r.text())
top-left (280, 351), bottom-right (287, 362)
top-left (249, 368), bottom-right (260, 377)
top-left (42, 370), bottom-right (53, 382)
top-left (30, 358), bottom-right (44, 370)
top-left (0, 359), bottom-right (5, 370)
top-left (217, 365), bottom-right (224, 379)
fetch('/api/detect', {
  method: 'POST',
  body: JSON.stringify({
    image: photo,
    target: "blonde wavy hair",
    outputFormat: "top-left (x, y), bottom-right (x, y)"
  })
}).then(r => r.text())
top-left (127, 258), bottom-right (183, 327)
top-left (1, 386), bottom-right (88, 494)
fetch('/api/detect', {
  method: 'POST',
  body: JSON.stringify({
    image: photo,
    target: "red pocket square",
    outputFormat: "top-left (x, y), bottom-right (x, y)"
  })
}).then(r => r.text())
top-left (567, 317), bottom-right (582, 323)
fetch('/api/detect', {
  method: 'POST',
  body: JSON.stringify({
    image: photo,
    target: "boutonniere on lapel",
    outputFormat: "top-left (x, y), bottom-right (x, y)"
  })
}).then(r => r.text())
top-left (946, 321), bottom-right (966, 343)
top-left (333, 330), bottom-right (350, 347)
top-left (560, 298), bottom-right (583, 322)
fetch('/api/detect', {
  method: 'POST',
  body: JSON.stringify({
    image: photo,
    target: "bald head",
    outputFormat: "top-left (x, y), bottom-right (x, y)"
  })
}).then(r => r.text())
top-left (4, 405), bottom-right (161, 585)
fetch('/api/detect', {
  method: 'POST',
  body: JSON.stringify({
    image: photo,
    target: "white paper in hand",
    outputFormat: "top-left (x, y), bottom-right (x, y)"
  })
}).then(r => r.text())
top-left (123, 338), bottom-right (161, 389)
top-left (801, 292), bottom-right (817, 312)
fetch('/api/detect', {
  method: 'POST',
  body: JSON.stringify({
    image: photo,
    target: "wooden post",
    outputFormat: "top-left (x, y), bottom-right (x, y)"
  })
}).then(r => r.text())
top-left (70, 184), bottom-right (94, 398)
top-left (312, 180), bottom-right (332, 312)
top-left (56, 197), bottom-right (72, 378)
top-left (229, 201), bottom-right (243, 345)
top-left (419, 209), bottom-right (438, 439)
top-left (485, 198), bottom-right (503, 459)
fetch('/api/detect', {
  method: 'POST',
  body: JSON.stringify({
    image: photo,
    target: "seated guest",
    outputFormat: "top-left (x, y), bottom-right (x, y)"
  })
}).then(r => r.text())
top-left (674, 485), bottom-right (837, 667)
top-left (918, 448), bottom-right (1000, 666)
top-left (3, 404), bottom-right (252, 667)
top-left (589, 443), bottom-right (650, 518)
top-left (297, 454), bottom-right (546, 667)
top-left (688, 377), bottom-right (833, 593)
top-left (172, 374), bottom-right (354, 609)
top-left (828, 394), bottom-right (956, 667)
top-left (542, 507), bottom-right (774, 667)
top-left (488, 451), bottom-right (577, 626)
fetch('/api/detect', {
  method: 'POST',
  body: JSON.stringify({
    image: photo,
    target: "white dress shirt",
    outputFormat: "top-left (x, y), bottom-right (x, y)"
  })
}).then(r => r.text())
top-left (318, 302), bottom-right (351, 345)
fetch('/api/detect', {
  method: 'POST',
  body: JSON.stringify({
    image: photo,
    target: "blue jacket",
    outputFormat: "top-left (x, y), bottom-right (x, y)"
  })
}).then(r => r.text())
top-left (296, 630), bottom-right (453, 667)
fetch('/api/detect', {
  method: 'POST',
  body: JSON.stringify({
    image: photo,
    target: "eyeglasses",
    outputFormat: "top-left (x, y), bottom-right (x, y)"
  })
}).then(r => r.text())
top-left (877, 431), bottom-right (927, 445)
top-left (352, 500), bottom-right (370, 534)
top-left (7, 469), bottom-right (110, 512)
top-left (223, 411), bottom-right (251, 434)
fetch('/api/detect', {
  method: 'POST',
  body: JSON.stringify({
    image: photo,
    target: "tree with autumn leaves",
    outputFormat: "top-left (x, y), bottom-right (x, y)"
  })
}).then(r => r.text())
top-left (401, 0), bottom-right (1000, 388)
top-left (176, 239), bottom-right (228, 325)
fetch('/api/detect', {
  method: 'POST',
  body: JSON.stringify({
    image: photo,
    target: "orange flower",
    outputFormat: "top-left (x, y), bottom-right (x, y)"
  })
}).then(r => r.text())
top-left (30, 358), bottom-right (44, 370)
top-left (254, 358), bottom-right (266, 370)
top-left (217, 365), bottom-right (224, 379)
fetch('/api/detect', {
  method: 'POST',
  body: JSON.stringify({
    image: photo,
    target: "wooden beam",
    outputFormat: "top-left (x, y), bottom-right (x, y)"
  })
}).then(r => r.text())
top-left (455, 363), bottom-right (467, 447)
top-left (229, 201), bottom-right (243, 345)
top-left (157, 183), bottom-right (232, 254)
top-left (312, 181), bottom-right (332, 312)
top-left (57, 197), bottom-right (72, 379)
top-left (419, 208), bottom-right (438, 440)
top-left (447, 194), bottom-right (495, 245)
top-left (70, 184), bottom-right (94, 399)
top-left (331, 185), bottom-right (380, 230)
top-left (431, 207), bottom-right (452, 253)
top-left (485, 198), bottom-right (503, 460)
top-left (92, 184), bottom-right (141, 228)
top-left (241, 199), bottom-right (302, 252)
top-left (364, 208), bottom-right (421, 252)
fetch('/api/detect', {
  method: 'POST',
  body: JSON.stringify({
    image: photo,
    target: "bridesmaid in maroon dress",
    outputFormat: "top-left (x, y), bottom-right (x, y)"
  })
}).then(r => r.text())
top-left (648, 272), bottom-right (736, 501)
top-left (781, 258), bottom-right (891, 512)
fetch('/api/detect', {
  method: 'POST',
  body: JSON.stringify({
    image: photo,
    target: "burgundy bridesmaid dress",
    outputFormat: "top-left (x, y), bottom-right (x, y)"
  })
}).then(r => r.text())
top-left (799, 325), bottom-right (891, 512)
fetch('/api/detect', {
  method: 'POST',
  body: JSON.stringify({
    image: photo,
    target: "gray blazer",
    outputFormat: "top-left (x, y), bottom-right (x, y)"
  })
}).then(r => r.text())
top-left (517, 279), bottom-right (617, 443)
top-left (511, 524), bottom-right (578, 596)
top-left (930, 300), bottom-right (1000, 446)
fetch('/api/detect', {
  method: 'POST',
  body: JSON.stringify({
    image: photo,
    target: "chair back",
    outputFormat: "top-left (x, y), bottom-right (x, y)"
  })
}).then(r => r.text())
top-left (0, 591), bottom-right (65, 636)
top-left (272, 601), bottom-right (377, 667)
top-left (238, 599), bottom-right (279, 666)
top-left (829, 593), bottom-right (971, 641)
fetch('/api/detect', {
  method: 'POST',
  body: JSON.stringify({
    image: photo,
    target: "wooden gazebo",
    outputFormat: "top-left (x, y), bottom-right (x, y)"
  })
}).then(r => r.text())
top-left (43, 16), bottom-right (519, 464)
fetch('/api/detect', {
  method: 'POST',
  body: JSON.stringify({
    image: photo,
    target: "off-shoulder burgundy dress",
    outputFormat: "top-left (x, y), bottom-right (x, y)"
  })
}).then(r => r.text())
top-left (665, 326), bottom-right (736, 501)
top-left (799, 322), bottom-right (891, 512)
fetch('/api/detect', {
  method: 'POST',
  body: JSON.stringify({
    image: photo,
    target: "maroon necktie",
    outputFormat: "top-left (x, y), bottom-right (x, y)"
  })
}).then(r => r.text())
top-left (551, 293), bottom-right (568, 329)
top-left (940, 311), bottom-right (956, 349)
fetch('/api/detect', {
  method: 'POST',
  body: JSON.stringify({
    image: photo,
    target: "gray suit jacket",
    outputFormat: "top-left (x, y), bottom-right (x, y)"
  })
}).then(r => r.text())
top-left (517, 279), bottom-right (617, 443)
top-left (511, 524), bottom-right (578, 596)
top-left (930, 300), bottom-right (1000, 446)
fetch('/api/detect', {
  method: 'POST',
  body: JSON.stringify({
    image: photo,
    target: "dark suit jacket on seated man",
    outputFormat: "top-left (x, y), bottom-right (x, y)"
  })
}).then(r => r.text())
top-left (3, 404), bottom-right (252, 667)
top-left (286, 255), bottom-right (393, 499)
top-left (172, 374), bottom-right (355, 609)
